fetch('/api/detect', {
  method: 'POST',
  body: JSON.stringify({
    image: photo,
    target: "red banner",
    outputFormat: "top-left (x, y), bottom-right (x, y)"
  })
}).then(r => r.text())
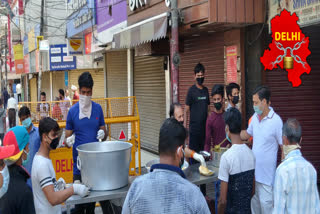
top-left (226, 46), bottom-right (237, 83)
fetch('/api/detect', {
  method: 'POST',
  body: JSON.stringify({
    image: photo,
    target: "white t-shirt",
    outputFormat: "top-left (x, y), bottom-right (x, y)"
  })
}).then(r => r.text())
top-left (16, 84), bottom-right (22, 94)
top-left (247, 107), bottom-right (283, 186)
top-left (31, 154), bottom-right (61, 214)
top-left (218, 144), bottom-right (255, 182)
top-left (7, 97), bottom-right (17, 109)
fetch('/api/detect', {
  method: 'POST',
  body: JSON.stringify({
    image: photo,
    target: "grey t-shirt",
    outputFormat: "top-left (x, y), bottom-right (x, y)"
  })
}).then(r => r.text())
top-left (0, 108), bottom-right (6, 134)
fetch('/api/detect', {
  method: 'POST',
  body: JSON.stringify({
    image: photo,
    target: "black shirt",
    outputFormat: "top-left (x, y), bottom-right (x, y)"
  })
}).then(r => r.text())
top-left (0, 164), bottom-right (35, 214)
top-left (186, 84), bottom-right (210, 128)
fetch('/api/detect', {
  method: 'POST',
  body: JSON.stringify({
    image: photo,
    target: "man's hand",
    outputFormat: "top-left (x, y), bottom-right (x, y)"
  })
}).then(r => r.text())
top-left (97, 129), bottom-right (105, 141)
top-left (65, 134), bottom-right (75, 147)
top-left (240, 130), bottom-right (251, 141)
top-left (73, 184), bottom-right (90, 197)
top-left (193, 153), bottom-right (206, 167)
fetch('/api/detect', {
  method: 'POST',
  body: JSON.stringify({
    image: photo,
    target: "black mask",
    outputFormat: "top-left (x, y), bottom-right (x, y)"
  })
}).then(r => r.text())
top-left (232, 96), bottom-right (239, 105)
top-left (214, 102), bottom-right (222, 110)
top-left (49, 137), bottom-right (60, 150)
top-left (179, 121), bottom-right (184, 126)
top-left (196, 77), bottom-right (204, 85)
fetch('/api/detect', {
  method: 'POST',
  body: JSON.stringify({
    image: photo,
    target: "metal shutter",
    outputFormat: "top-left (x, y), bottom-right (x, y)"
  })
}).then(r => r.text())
top-left (41, 72), bottom-right (50, 100)
top-left (179, 33), bottom-right (225, 124)
top-left (265, 26), bottom-right (320, 177)
top-left (106, 51), bottom-right (128, 98)
top-left (134, 56), bottom-right (166, 153)
top-left (69, 70), bottom-right (105, 98)
top-left (52, 71), bottom-right (65, 100)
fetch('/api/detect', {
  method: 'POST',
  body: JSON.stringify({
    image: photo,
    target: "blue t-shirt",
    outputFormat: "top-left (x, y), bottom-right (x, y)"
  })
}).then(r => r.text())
top-left (66, 101), bottom-right (105, 175)
top-left (26, 124), bottom-right (41, 188)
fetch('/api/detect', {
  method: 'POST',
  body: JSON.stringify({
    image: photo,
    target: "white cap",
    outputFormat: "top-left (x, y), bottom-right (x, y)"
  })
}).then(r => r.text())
top-left (71, 85), bottom-right (77, 91)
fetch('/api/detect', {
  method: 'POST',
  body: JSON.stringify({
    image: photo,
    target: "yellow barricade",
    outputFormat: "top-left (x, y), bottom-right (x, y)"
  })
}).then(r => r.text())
top-left (19, 97), bottom-right (141, 182)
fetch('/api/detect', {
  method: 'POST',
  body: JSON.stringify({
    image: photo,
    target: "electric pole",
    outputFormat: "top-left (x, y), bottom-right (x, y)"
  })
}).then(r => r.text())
top-left (37, 0), bottom-right (45, 101)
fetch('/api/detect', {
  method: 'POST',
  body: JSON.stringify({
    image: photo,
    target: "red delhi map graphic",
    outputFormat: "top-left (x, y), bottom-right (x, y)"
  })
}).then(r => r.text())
top-left (260, 9), bottom-right (311, 87)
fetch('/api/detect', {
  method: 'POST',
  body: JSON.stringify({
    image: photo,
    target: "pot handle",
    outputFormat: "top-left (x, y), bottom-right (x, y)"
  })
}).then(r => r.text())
top-left (77, 156), bottom-right (81, 171)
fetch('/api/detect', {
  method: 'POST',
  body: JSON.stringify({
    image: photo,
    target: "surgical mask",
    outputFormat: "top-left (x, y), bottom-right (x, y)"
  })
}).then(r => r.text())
top-left (225, 130), bottom-right (231, 143)
top-left (196, 77), bottom-right (204, 85)
top-left (283, 144), bottom-right (301, 157)
top-left (0, 165), bottom-right (9, 198)
top-left (214, 102), bottom-right (222, 110)
top-left (48, 136), bottom-right (59, 150)
top-left (178, 147), bottom-right (185, 168)
top-left (253, 105), bottom-right (263, 115)
top-left (22, 150), bottom-right (29, 167)
top-left (232, 96), bottom-right (239, 105)
top-left (79, 94), bottom-right (92, 119)
top-left (22, 117), bottom-right (32, 129)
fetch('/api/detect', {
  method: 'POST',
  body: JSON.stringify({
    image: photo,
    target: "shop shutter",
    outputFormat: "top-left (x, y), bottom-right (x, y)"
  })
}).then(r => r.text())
top-left (265, 26), bottom-right (320, 178)
top-left (179, 32), bottom-right (225, 124)
top-left (52, 71), bottom-right (65, 100)
top-left (134, 56), bottom-right (166, 153)
top-left (69, 69), bottom-right (105, 99)
top-left (106, 51), bottom-right (128, 98)
top-left (41, 72), bottom-right (50, 99)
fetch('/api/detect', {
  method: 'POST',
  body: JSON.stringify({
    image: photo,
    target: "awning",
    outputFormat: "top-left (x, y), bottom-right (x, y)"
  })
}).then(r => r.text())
top-left (113, 12), bottom-right (168, 49)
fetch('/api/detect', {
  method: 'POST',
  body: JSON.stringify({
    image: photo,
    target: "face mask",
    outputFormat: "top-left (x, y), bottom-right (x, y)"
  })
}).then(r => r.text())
top-left (178, 147), bottom-right (185, 168)
top-left (196, 77), bottom-right (204, 85)
top-left (214, 102), bottom-right (222, 110)
top-left (22, 117), bottom-right (32, 129)
top-left (232, 96), bottom-right (239, 105)
top-left (179, 121), bottom-right (184, 126)
top-left (22, 150), bottom-right (29, 167)
top-left (253, 105), bottom-right (263, 115)
top-left (0, 165), bottom-right (9, 198)
top-left (79, 94), bottom-right (92, 119)
top-left (49, 136), bottom-right (60, 150)
top-left (283, 144), bottom-right (301, 157)
top-left (225, 130), bottom-right (231, 143)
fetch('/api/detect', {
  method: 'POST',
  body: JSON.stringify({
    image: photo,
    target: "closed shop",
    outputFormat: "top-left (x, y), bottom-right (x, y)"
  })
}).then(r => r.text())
top-left (265, 26), bottom-right (320, 176)
top-left (134, 56), bottom-right (166, 152)
top-left (106, 51), bottom-right (127, 98)
top-left (69, 69), bottom-right (105, 99)
top-left (179, 33), bottom-right (225, 123)
top-left (52, 71), bottom-right (65, 99)
top-left (41, 72), bottom-right (50, 99)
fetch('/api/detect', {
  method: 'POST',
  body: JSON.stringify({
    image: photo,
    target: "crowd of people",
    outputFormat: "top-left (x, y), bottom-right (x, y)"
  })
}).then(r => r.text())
top-left (0, 65), bottom-right (318, 214)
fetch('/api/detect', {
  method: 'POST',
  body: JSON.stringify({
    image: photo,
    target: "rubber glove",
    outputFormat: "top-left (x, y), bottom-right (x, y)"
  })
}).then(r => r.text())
top-left (192, 152), bottom-right (206, 167)
top-left (66, 134), bottom-right (75, 147)
top-left (97, 129), bottom-right (105, 141)
top-left (55, 177), bottom-right (66, 191)
top-left (73, 183), bottom-right (90, 197)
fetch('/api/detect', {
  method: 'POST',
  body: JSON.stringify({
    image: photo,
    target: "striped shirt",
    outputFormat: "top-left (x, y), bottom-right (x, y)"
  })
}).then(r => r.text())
top-left (273, 149), bottom-right (320, 214)
top-left (122, 164), bottom-right (210, 214)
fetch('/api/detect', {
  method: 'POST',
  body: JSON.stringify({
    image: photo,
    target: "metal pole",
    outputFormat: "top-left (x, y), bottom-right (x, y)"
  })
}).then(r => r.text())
top-left (170, 0), bottom-right (179, 103)
top-left (5, 24), bottom-right (8, 91)
top-left (37, 0), bottom-right (45, 101)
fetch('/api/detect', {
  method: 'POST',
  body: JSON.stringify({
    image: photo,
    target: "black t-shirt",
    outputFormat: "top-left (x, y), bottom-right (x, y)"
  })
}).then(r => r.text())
top-left (186, 85), bottom-right (210, 128)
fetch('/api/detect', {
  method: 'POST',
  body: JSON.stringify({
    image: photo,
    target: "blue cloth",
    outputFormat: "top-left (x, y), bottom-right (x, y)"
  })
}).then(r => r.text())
top-left (273, 149), bottom-right (320, 214)
top-left (13, 84), bottom-right (16, 93)
top-left (26, 125), bottom-right (41, 188)
top-left (66, 102), bottom-right (105, 175)
top-left (122, 163), bottom-right (210, 214)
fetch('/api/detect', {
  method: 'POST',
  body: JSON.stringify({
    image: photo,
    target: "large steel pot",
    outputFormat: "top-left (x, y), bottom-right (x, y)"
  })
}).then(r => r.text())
top-left (76, 141), bottom-right (132, 191)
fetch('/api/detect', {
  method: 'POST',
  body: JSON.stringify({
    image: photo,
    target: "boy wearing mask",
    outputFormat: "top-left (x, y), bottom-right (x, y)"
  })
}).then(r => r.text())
top-left (226, 83), bottom-right (240, 110)
top-left (0, 143), bottom-right (16, 199)
top-left (18, 106), bottom-right (41, 188)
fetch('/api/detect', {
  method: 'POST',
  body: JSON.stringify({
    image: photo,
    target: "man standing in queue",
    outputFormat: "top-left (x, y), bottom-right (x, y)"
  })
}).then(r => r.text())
top-left (184, 63), bottom-right (210, 196)
top-left (65, 72), bottom-right (113, 214)
top-left (241, 86), bottom-right (283, 214)
top-left (225, 83), bottom-right (240, 110)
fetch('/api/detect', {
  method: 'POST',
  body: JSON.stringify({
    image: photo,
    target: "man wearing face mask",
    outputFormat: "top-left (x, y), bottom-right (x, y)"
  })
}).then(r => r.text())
top-left (18, 106), bottom-right (41, 188)
top-left (0, 126), bottom-right (35, 213)
top-left (0, 144), bottom-right (16, 199)
top-left (240, 85), bottom-right (283, 214)
top-left (65, 72), bottom-right (109, 214)
top-left (204, 84), bottom-right (230, 153)
top-left (32, 117), bottom-right (89, 214)
top-left (273, 118), bottom-right (320, 214)
top-left (226, 83), bottom-right (240, 110)
top-left (169, 103), bottom-right (206, 166)
top-left (122, 118), bottom-right (210, 214)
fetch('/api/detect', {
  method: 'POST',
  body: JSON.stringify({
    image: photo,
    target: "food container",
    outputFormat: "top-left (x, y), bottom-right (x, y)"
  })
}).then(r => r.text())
top-left (212, 147), bottom-right (228, 167)
top-left (77, 141), bottom-right (132, 191)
